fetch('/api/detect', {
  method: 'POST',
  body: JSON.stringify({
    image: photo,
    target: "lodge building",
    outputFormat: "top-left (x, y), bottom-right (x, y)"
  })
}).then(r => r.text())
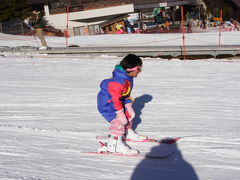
top-left (28, 0), bottom-right (240, 36)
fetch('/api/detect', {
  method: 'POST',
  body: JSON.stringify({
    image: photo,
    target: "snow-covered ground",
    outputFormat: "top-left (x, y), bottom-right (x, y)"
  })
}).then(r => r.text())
top-left (1, 31), bottom-right (240, 47)
top-left (0, 32), bottom-right (240, 180)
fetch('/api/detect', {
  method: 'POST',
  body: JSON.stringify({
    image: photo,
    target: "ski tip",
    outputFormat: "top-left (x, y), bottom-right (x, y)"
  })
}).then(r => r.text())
top-left (158, 137), bottom-right (181, 144)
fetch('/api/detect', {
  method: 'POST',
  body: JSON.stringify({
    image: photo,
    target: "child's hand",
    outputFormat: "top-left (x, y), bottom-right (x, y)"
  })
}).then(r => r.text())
top-left (116, 109), bottom-right (128, 125)
top-left (125, 103), bottom-right (135, 121)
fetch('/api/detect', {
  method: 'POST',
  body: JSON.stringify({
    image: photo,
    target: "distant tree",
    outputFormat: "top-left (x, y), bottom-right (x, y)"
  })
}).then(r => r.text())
top-left (0, 0), bottom-right (33, 21)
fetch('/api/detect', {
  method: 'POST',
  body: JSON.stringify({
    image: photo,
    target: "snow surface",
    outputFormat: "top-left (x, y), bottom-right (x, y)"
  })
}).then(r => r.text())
top-left (0, 32), bottom-right (240, 180)
top-left (1, 31), bottom-right (240, 47)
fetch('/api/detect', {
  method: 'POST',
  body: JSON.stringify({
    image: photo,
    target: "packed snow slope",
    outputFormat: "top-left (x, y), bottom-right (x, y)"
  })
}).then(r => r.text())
top-left (0, 32), bottom-right (240, 180)
top-left (1, 31), bottom-right (240, 47)
top-left (0, 55), bottom-right (240, 180)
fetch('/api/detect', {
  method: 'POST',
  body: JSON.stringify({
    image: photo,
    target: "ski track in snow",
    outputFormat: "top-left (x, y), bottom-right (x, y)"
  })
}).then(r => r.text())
top-left (0, 32), bottom-right (240, 179)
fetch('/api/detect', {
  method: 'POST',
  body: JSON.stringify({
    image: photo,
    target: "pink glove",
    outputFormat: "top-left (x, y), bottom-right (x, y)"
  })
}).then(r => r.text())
top-left (116, 109), bottom-right (128, 125)
top-left (125, 103), bottom-right (135, 121)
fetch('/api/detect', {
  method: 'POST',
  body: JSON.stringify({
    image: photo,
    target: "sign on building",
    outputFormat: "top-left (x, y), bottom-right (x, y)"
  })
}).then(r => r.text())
top-left (159, 2), bottom-right (168, 7)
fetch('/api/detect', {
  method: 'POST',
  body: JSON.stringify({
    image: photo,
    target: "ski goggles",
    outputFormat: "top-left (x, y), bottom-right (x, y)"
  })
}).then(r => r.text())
top-left (126, 66), bottom-right (142, 73)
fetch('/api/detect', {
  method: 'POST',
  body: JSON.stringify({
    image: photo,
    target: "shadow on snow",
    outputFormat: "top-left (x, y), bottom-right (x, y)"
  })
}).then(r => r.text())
top-left (131, 140), bottom-right (199, 180)
top-left (131, 94), bottom-right (199, 180)
top-left (132, 94), bottom-right (153, 131)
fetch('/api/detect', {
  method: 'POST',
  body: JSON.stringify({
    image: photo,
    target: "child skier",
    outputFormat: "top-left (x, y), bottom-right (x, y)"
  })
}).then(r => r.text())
top-left (97, 54), bottom-right (147, 154)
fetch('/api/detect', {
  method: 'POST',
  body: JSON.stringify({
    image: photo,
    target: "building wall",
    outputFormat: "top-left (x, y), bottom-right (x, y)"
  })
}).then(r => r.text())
top-left (44, 4), bottom-right (134, 36)
top-left (42, 0), bottom-right (239, 36)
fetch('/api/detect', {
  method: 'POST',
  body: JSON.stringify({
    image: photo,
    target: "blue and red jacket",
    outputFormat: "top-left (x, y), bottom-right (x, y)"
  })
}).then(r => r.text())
top-left (97, 65), bottom-right (133, 122)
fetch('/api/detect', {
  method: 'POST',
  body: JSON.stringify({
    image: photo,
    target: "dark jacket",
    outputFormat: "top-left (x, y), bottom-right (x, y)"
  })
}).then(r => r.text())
top-left (30, 12), bottom-right (44, 29)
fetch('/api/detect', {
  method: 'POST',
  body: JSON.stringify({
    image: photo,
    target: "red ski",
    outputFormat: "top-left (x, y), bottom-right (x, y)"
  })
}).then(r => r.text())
top-left (82, 139), bottom-right (177, 159)
top-left (96, 135), bottom-right (180, 144)
top-left (81, 151), bottom-right (175, 159)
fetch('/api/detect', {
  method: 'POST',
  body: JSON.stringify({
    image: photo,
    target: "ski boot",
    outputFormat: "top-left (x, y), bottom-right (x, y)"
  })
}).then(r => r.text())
top-left (126, 129), bottom-right (148, 141)
top-left (107, 135), bottom-right (139, 154)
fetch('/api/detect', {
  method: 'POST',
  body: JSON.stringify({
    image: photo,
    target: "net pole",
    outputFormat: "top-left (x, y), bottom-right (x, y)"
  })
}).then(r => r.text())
top-left (218, 9), bottom-right (223, 46)
top-left (181, 6), bottom-right (186, 59)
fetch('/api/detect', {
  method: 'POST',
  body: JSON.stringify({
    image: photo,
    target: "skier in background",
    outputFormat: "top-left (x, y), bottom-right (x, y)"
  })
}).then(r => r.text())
top-left (115, 22), bottom-right (124, 34)
top-left (97, 54), bottom-right (147, 154)
top-left (233, 19), bottom-right (240, 31)
top-left (26, 10), bottom-right (48, 50)
top-left (187, 20), bottom-right (193, 33)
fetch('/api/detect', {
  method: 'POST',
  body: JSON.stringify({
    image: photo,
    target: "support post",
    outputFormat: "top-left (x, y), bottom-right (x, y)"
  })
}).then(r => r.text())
top-left (181, 6), bottom-right (186, 59)
top-left (21, 21), bottom-right (24, 35)
top-left (218, 9), bottom-right (223, 46)
top-left (65, 6), bottom-right (69, 47)
top-left (0, 22), bottom-right (2, 33)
